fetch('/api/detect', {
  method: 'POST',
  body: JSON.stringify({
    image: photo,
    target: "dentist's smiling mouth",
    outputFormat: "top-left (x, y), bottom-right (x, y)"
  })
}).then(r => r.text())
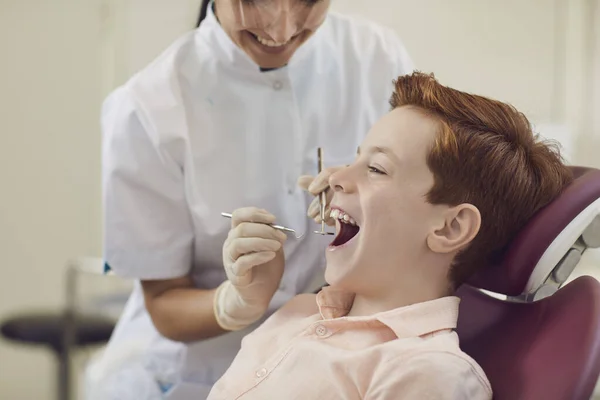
top-left (246, 31), bottom-right (301, 52)
top-left (329, 208), bottom-right (360, 248)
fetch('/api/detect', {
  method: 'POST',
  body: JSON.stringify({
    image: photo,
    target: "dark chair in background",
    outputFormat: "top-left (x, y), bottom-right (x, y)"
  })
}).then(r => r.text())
top-left (1, 258), bottom-right (129, 400)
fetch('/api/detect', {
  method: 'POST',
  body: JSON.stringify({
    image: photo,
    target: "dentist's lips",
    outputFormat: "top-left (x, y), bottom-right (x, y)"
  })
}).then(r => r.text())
top-left (246, 31), bottom-right (300, 55)
top-left (329, 208), bottom-right (360, 248)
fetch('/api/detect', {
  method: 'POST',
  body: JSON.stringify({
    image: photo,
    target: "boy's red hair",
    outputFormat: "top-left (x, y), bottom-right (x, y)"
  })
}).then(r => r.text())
top-left (390, 72), bottom-right (573, 286)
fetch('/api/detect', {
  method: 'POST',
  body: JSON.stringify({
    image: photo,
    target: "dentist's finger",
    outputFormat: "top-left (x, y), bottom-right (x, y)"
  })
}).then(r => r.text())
top-left (228, 222), bottom-right (287, 243)
top-left (307, 167), bottom-right (338, 195)
top-left (228, 237), bottom-right (282, 261)
top-left (230, 251), bottom-right (277, 280)
top-left (307, 196), bottom-right (321, 218)
top-left (307, 190), bottom-right (334, 219)
top-left (297, 175), bottom-right (314, 191)
top-left (314, 206), bottom-right (335, 226)
top-left (230, 207), bottom-right (276, 228)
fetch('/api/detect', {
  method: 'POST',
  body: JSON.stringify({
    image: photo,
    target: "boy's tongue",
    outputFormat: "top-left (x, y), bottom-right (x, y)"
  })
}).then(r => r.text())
top-left (331, 222), bottom-right (360, 247)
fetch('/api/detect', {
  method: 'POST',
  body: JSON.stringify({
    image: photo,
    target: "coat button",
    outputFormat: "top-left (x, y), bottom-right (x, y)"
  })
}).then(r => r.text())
top-left (256, 368), bottom-right (267, 378)
top-left (315, 325), bottom-right (328, 337)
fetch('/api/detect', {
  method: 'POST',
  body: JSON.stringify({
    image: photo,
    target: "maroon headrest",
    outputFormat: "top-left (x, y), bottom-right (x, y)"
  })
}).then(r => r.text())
top-left (456, 276), bottom-right (600, 400)
top-left (467, 166), bottom-right (600, 296)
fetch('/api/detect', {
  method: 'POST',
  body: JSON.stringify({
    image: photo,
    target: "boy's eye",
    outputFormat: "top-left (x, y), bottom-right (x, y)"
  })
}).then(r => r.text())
top-left (368, 166), bottom-right (385, 175)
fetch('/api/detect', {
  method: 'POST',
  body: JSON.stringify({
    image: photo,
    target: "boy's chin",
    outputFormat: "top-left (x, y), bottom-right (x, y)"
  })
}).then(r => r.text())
top-left (324, 262), bottom-right (356, 291)
top-left (323, 266), bottom-right (340, 288)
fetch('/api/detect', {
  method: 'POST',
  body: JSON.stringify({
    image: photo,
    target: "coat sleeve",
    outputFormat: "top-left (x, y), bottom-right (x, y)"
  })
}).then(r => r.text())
top-left (101, 86), bottom-right (194, 280)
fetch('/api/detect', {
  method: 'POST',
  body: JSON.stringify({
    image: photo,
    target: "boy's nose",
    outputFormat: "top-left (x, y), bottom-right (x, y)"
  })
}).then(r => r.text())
top-left (329, 165), bottom-right (355, 193)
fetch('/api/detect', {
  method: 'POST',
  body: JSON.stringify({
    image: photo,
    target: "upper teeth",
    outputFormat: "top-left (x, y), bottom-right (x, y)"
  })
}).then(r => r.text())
top-left (256, 35), bottom-right (289, 47)
top-left (330, 209), bottom-right (357, 226)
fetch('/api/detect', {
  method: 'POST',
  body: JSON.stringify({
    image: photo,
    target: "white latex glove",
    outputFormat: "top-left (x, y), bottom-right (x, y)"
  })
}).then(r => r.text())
top-left (297, 165), bottom-right (345, 227)
top-left (214, 207), bottom-right (287, 331)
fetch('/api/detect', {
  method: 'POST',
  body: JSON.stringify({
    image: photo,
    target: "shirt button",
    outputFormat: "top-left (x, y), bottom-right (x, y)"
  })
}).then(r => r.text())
top-left (256, 368), bottom-right (267, 378)
top-left (273, 80), bottom-right (283, 90)
top-left (315, 325), bottom-right (328, 337)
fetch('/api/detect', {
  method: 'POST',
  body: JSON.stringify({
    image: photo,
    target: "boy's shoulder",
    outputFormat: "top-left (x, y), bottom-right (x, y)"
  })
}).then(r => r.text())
top-left (372, 333), bottom-right (492, 398)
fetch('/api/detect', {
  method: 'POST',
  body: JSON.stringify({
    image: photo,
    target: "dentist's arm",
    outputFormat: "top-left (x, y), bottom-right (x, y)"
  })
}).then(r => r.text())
top-left (141, 278), bottom-right (225, 342)
top-left (102, 88), bottom-right (224, 343)
top-left (142, 207), bottom-right (287, 342)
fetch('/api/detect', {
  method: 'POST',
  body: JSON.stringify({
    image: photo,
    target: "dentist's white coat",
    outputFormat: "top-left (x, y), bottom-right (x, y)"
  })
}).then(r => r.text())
top-left (95, 5), bottom-right (414, 399)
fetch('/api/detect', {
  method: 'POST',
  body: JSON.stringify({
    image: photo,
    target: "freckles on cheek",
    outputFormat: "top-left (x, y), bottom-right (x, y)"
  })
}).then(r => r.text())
top-left (368, 196), bottom-right (418, 238)
top-left (365, 200), bottom-right (397, 231)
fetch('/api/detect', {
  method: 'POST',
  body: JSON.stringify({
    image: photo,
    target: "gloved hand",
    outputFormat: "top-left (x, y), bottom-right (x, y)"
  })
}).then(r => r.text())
top-left (297, 165), bottom-right (345, 226)
top-left (214, 207), bottom-right (287, 331)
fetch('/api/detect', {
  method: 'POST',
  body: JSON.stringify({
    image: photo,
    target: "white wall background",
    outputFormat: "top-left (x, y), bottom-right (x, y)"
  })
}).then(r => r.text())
top-left (337, 0), bottom-right (561, 123)
top-left (585, 0), bottom-right (600, 166)
top-left (0, 1), bottom-right (598, 399)
top-left (0, 1), bottom-right (105, 398)
top-left (330, 0), bottom-right (600, 166)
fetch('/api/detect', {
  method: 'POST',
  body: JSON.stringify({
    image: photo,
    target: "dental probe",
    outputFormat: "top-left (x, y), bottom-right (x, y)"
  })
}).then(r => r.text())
top-left (314, 147), bottom-right (335, 236)
top-left (220, 212), bottom-right (305, 239)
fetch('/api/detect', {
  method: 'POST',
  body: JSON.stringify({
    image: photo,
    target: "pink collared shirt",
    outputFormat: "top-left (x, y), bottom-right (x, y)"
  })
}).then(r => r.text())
top-left (207, 287), bottom-right (492, 399)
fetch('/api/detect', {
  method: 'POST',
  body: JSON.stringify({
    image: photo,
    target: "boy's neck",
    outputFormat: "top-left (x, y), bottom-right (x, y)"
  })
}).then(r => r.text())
top-left (345, 277), bottom-right (453, 317)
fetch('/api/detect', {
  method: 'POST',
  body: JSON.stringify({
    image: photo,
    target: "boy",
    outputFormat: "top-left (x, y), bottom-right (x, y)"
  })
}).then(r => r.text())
top-left (209, 72), bottom-right (573, 399)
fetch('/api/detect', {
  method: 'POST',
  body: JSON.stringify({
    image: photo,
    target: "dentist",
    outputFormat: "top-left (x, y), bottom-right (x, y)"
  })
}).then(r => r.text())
top-left (94, 0), bottom-right (414, 398)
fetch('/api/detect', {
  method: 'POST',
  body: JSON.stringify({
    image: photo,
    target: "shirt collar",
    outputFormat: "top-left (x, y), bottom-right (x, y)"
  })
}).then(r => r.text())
top-left (316, 286), bottom-right (460, 339)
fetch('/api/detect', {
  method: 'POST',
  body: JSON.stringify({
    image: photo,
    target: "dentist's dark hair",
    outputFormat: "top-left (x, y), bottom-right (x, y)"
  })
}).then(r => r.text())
top-left (196, 0), bottom-right (211, 28)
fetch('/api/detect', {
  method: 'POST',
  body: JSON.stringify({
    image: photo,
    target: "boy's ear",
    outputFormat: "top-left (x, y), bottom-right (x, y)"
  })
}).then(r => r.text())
top-left (427, 204), bottom-right (481, 254)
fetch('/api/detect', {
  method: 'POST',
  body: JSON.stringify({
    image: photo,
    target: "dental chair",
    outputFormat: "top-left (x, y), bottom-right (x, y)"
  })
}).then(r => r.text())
top-left (456, 166), bottom-right (600, 400)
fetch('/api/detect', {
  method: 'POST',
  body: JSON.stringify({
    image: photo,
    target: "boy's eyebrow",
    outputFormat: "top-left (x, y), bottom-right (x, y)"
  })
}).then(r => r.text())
top-left (357, 145), bottom-right (393, 156)
top-left (358, 145), bottom-right (401, 163)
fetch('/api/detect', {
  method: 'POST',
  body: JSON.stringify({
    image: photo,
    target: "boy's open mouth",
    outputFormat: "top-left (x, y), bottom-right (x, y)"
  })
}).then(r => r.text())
top-left (329, 208), bottom-right (360, 247)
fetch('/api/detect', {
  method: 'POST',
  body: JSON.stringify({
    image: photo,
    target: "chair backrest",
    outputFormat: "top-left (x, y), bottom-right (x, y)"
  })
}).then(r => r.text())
top-left (456, 166), bottom-right (600, 400)
top-left (467, 167), bottom-right (600, 297)
top-left (457, 276), bottom-right (600, 400)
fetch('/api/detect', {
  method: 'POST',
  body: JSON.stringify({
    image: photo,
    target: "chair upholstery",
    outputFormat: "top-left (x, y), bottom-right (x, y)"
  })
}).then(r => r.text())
top-left (457, 166), bottom-right (600, 400)
top-left (457, 276), bottom-right (600, 400)
top-left (468, 166), bottom-right (600, 296)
